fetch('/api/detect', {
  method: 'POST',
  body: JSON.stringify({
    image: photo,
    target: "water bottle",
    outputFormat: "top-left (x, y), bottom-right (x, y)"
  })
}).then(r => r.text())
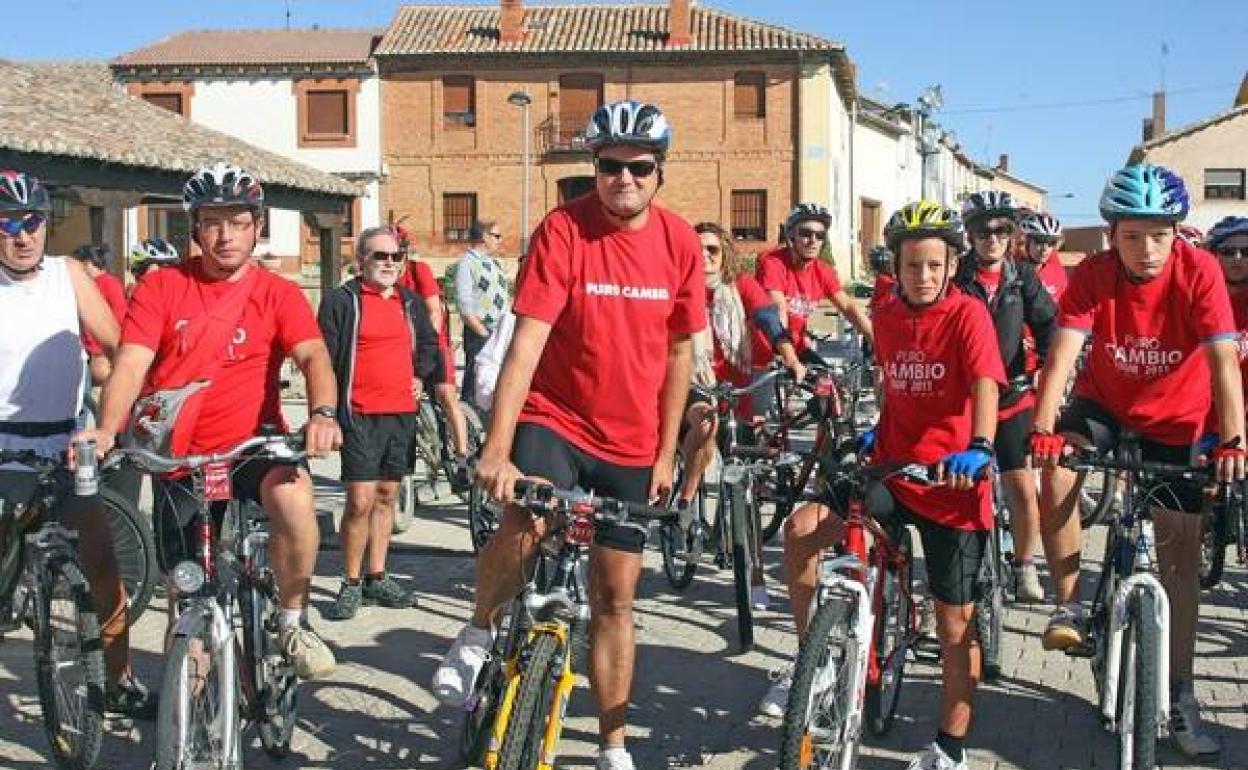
top-left (72, 439), bottom-right (98, 497)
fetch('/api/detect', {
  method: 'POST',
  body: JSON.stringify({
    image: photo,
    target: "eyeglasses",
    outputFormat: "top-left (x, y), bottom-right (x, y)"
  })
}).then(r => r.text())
top-left (974, 225), bottom-right (1015, 240)
top-left (1217, 246), bottom-right (1248, 260)
top-left (594, 157), bottom-right (659, 179)
top-left (795, 227), bottom-right (827, 242)
top-left (488, 231), bottom-right (503, 239)
top-left (0, 213), bottom-right (46, 237)
top-left (703, 245), bottom-right (722, 256)
top-left (368, 250), bottom-right (405, 263)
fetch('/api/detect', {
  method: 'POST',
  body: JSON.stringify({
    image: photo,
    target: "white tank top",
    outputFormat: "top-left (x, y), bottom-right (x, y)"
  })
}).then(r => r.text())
top-left (0, 257), bottom-right (86, 456)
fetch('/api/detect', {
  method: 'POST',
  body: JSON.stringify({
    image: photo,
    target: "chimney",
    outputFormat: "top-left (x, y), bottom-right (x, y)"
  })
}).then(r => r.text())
top-left (1151, 90), bottom-right (1166, 138)
top-left (1235, 72), bottom-right (1248, 107)
top-left (996, 153), bottom-right (1009, 173)
top-left (668, 0), bottom-right (693, 47)
top-left (499, 0), bottom-right (525, 44)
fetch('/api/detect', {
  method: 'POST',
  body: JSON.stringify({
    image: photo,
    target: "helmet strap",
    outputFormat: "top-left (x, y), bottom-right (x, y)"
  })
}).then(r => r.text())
top-left (0, 255), bottom-right (43, 278)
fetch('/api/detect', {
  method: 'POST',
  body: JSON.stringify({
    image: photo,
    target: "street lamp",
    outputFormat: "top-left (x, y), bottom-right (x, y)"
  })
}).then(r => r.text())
top-left (507, 90), bottom-right (533, 255)
top-left (914, 85), bottom-right (944, 201)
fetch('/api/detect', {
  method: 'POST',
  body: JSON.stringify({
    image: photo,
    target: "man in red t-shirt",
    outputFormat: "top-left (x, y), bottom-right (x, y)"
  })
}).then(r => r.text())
top-left (1206, 216), bottom-right (1248, 427)
top-left (79, 162), bottom-right (342, 681)
top-left (398, 242), bottom-right (471, 487)
top-left (755, 203), bottom-right (873, 369)
top-left (319, 227), bottom-right (442, 619)
top-left (768, 201), bottom-right (1003, 770)
top-left (432, 100), bottom-right (706, 770)
top-left (1030, 165), bottom-right (1244, 759)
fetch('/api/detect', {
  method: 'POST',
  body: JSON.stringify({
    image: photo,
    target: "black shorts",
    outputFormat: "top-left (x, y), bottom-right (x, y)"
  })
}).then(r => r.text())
top-left (341, 412), bottom-right (418, 483)
top-left (816, 482), bottom-right (987, 606)
top-left (152, 458), bottom-right (305, 572)
top-left (512, 422), bottom-right (652, 554)
top-left (1057, 397), bottom-right (1204, 513)
top-left (995, 407), bottom-right (1033, 473)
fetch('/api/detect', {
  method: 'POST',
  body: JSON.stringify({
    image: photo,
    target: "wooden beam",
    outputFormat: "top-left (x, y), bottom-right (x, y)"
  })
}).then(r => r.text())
top-left (303, 211), bottom-right (345, 298)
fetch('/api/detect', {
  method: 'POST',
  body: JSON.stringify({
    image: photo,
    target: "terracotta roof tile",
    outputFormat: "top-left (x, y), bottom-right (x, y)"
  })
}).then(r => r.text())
top-left (114, 28), bottom-right (381, 68)
top-left (0, 60), bottom-right (359, 198)
top-left (374, 3), bottom-right (841, 56)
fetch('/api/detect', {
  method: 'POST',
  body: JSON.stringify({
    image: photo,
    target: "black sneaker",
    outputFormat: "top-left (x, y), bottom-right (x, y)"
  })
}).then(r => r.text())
top-left (362, 575), bottom-right (415, 608)
top-left (329, 581), bottom-right (363, 621)
top-left (106, 673), bottom-right (157, 719)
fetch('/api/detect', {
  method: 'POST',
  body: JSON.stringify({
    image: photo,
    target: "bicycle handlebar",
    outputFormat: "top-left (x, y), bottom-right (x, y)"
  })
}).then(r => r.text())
top-left (116, 432), bottom-right (307, 474)
top-left (511, 479), bottom-right (675, 526)
top-left (1058, 446), bottom-right (1217, 483)
top-left (691, 366), bottom-right (785, 403)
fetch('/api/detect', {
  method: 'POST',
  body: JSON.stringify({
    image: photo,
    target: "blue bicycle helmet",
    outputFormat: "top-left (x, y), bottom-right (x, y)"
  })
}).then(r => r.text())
top-left (1207, 216), bottom-right (1248, 250)
top-left (1098, 163), bottom-right (1190, 222)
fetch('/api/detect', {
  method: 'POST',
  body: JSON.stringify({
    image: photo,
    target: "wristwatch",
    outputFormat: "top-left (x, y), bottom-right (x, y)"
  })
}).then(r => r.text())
top-left (310, 405), bottom-right (337, 420)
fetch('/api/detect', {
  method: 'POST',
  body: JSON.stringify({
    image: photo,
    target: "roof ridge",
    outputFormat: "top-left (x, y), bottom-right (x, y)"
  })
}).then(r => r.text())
top-left (164, 26), bottom-right (384, 34)
top-left (1140, 101), bottom-right (1248, 150)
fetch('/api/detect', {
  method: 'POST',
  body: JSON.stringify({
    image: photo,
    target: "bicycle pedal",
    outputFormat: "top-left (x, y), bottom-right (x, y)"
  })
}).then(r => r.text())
top-left (1063, 639), bottom-right (1096, 658)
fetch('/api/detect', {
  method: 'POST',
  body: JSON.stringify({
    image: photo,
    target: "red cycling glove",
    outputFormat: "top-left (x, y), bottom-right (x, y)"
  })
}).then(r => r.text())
top-left (1029, 430), bottom-right (1065, 459)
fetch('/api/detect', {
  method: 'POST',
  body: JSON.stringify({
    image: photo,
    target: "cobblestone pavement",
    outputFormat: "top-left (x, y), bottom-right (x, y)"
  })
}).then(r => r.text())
top-left (1, 456), bottom-right (1245, 770)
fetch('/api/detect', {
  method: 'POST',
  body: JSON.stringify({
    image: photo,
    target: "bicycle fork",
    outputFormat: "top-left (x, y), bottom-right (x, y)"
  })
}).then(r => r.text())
top-left (808, 555), bottom-right (873, 762)
top-left (170, 600), bottom-right (241, 769)
top-left (484, 623), bottom-right (575, 770)
top-left (1099, 573), bottom-right (1170, 736)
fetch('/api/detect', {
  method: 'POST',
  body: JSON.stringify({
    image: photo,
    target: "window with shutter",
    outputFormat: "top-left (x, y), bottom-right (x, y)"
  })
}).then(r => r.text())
top-left (558, 74), bottom-right (603, 145)
top-left (731, 190), bottom-right (767, 241)
top-left (295, 79), bottom-right (357, 147)
top-left (306, 90), bottom-right (349, 136)
top-left (444, 193), bottom-right (478, 242)
top-left (734, 72), bottom-right (766, 119)
top-left (443, 76), bottom-right (476, 128)
top-left (142, 93), bottom-right (184, 115)
top-left (1205, 168), bottom-right (1246, 200)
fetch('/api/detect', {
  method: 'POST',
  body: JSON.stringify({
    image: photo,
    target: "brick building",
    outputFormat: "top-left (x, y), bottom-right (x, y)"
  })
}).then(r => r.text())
top-left (374, 0), bottom-right (856, 274)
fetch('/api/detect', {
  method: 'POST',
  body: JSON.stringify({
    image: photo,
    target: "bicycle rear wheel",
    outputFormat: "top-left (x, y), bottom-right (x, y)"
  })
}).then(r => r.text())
top-left (155, 611), bottom-right (232, 770)
top-left (865, 527), bottom-right (913, 736)
top-left (101, 486), bottom-right (158, 624)
top-left (727, 481), bottom-right (755, 652)
top-left (33, 559), bottom-right (105, 770)
top-left (497, 633), bottom-right (564, 770)
top-left (392, 474), bottom-right (417, 535)
top-left (660, 455), bottom-right (705, 591)
top-left (1117, 590), bottom-right (1160, 770)
top-left (778, 596), bottom-right (860, 770)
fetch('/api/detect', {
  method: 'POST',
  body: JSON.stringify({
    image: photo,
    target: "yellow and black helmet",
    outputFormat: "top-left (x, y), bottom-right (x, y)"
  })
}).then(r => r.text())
top-left (884, 200), bottom-right (966, 254)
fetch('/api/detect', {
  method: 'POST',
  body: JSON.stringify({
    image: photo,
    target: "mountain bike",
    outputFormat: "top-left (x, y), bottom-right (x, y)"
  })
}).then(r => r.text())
top-left (458, 481), bottom-right (674, 770)
top-left (97, 459), bottom-right (158, 623)
top-left (0, 448), bottom-right (107, 770)
top-left (777, 460), bottom-right (926, 770)
top-left (407, 394), bottom-right (485, 514)
top-left (124, 433), bottom-right (307, 770)
top-left (1058, 434), bottom-right (1219, 770)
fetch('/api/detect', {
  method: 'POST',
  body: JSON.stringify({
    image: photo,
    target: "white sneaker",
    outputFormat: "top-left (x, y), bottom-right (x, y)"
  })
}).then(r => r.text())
top-left (596, 746), bottom-right (635, 770)
top-left (1170, 690), bottom-right (1221, 758)
top-left (905, 742), bottom-right (968, 770)
top-left (750, 584), bottom-right (771, 611)
top-left (1013, 563), bottom-right (1044, 603)
top-left (278, 626), bottom-right (337, 679)
top-left (431, 623), bottom-right (493, 706)
top-left (758, 663), bottom-right (793, 718)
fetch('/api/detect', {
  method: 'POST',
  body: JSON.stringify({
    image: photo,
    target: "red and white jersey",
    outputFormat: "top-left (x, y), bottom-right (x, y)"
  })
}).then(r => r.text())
top-left (1061, 241), bottom-right (1235, 445)
top-left (754, 247), bottom-right (843, 360)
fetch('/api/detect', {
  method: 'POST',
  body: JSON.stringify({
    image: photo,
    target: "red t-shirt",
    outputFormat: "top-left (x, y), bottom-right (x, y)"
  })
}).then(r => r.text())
top-left (976, 266), bottom-right (1002, 304)
top-left (1062, 241), bottom-right (1236, 445)
top-left (351, 285), bottom-right (416, 414)
top-left (83, 272), bottom-right (128, 357)
top-left (874, 290), bottom-right (1006, 530)
top-left (712, 274), bottom-right (772, 386)
top-left (122, 260), bottom-right (322, 454)
top-left (1205, 291), bottom-right (1248, 431)
top-left (401, 260), bottom-right (452, 347)
top-left (1035, 255), bottom-right (1069, 303)
top-left (755, 248), bottom-right (843, 360)
top-left (870, 274), bottom-right (897, 312)
top-left (514, 194), bottom-right (707, 465)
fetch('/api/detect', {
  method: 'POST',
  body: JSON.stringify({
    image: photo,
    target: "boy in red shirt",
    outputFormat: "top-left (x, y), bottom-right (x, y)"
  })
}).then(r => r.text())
top-left (81, 162), bottom-right (342, 681)
top-left (766, 201), bottom-right (1004, 770)
top-left (1018, 211), bottom-right (1068, 303)
top-left (1030, 165), bottom-right (1245, 759)
top-left (432, 101), bottom-right (706, 770)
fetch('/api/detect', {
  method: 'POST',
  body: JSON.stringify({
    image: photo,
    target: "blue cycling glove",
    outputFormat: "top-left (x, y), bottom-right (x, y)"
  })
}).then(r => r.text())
top-left (943, 438), bottom-right (994, 480)
top-left (1198, 432), bottom-right (1219, 457)
top-left (857, 428), bottom-right (876, 455)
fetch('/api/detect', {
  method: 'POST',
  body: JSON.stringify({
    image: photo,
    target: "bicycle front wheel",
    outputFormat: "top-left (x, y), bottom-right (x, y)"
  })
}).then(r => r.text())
top-left (660, 455), bottom-right (705, 591)
top-left (238, 535), bottom-right (299, 759)
top-left (727, 481), bottom-right (755, 652)
top-left (1117, 590), bottom-right (1160, 770)
top-left (497, 633), bottom-right (565, 770)
top-left (778, 596), bottom-right (860, 770)
top-left (101, 486), bottom-right (158, 624)
top-left (155, 612), bottom-right (232, 770)
top-left (33, 559), bottom-right (105, 770)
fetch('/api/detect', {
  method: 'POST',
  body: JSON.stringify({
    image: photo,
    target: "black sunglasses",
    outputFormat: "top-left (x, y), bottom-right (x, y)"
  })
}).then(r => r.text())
top-left (0, 213), bottom-right (46, 237)
top-left (975, 225), bottom-right (1015, 239)
top-left (1217, 246), bottom-right (1248, 260)
top-left (795, 227), bottom-right (827, 242)
top-left (368, 250), bottom-right (405, 263)
top-left (595, 157), bottom-right (659, 179)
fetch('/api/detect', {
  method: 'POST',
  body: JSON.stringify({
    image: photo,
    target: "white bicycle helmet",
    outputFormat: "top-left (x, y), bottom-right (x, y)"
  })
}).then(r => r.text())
top-left (130, 237), bottom-right (180, 276)
top-left (1019, 211), bottom-right (1063, 243)
top-left (0, 170), bottom-right (50, 214)
top-left (584, 100), bottom-right (671, 155)
top-left (182, 162), bottom-right (264, 212)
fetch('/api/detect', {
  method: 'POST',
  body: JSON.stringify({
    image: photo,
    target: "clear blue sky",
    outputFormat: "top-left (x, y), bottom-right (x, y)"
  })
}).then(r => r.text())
top-left (7, 1), bottom-right (1246, 225)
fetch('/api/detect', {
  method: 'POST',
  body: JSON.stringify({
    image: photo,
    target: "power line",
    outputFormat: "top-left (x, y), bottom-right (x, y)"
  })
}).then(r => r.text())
top-left (942, 82), bottom-right (1237, 116)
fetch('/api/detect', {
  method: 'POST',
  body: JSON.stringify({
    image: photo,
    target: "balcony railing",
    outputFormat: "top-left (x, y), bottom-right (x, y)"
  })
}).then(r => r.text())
top-left (537, 116), bottom-right (592, 155)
